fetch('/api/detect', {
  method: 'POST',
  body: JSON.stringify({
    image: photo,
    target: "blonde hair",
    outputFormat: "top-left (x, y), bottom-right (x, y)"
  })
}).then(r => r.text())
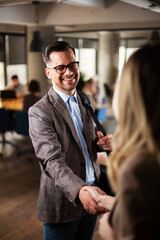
top-left (108, 43), bottom-right (160, 192)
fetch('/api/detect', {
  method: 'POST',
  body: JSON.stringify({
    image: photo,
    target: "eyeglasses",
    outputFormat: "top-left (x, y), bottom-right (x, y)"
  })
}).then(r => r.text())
top-left (48, 61), bottom-right (79, 74)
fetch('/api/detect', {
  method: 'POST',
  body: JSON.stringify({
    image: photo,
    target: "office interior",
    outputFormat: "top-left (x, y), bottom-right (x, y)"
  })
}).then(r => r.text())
top-left (0, 0), bottom-right (160, 239)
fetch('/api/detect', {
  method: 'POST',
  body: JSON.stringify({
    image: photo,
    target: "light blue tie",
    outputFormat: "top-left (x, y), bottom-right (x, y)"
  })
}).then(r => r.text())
top-left (67, 96), bottom-right (95, 185)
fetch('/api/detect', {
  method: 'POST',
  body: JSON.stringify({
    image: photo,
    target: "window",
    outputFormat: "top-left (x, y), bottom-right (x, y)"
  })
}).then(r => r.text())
top-left (79, 48), bottom-right (96, 79)
top-left (118, 38), bottom-right (147, 77)
top-left (0, 34), bottom-right (27, 89)
top-left (0, 35), bottom-right (5, 89)
top-left (0, 62), bottom-right (5, 90)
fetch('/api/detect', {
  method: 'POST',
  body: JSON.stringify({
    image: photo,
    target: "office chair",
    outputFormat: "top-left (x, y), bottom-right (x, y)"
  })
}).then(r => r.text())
top-left (14, 110), bottom-right (34, 158)
top-left (0, 108), bottom-right (18, 156)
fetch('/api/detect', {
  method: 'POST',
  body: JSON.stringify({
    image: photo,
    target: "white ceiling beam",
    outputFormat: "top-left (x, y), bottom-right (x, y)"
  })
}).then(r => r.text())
top-left (121, 0), bottom-right (160, 13)
top-left (63, 0), bottom-right (118, 8)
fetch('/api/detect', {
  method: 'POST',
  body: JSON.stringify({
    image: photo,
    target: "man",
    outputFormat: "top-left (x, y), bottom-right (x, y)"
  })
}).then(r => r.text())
top-left (5, 74), bottom-right (26, 98)
top-left (82, 78), bottom-right (98, 110)
top-left (29, 41), bottom-right (112, 240)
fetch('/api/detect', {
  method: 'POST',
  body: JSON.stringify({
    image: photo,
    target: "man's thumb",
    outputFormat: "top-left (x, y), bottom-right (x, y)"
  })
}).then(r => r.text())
top-left (97, 131), bottom-right (104, 139)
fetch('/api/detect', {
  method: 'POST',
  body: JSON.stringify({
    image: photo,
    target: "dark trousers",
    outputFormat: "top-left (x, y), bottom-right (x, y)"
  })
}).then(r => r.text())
top-left (43, 209), bottom-right (97, 240)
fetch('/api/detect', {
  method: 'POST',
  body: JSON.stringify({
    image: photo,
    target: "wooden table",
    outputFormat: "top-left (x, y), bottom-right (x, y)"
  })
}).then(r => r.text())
top-left (0, 98), bottom-right (23, 111)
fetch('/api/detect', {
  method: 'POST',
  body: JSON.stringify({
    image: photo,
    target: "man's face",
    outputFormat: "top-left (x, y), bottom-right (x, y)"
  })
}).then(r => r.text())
top-left (45, 49), bottom-right (79, 96)
top-left (12, 79), bottom-right (19, 87)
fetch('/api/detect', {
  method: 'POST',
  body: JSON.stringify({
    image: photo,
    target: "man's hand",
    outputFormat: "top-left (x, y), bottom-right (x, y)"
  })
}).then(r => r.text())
top-left (97, 131), bottom-right (112, 151)
top-left (82, 186), bottom-right (115, 211)
top-left (78, 186), bottom-right (106, 215)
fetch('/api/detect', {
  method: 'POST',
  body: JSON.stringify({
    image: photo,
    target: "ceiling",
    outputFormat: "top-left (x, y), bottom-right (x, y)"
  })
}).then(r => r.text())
top-left (0, 0), bottom-right (159, 13)
top-left (0, 0), bottom-right (56, 6)
top-left (121, 0), bottom-right (160, 13)
top-left (0, 0), bottom-right (159, 38)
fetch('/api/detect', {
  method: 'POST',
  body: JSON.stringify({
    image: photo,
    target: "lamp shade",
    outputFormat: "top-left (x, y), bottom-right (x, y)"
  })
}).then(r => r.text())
top-left (0, 42), bottom-right (3, 52)
top-left (30, 31), bottom-right (45, 52)
top-left (0, 38), bottom-right (4, 52)
top-left (151, 31), bottom-right (160, 43)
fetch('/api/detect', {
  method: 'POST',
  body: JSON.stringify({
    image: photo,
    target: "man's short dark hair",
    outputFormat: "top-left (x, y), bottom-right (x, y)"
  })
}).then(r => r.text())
top-left (11, 75), bottom-right (18, 80)
top-left (28, 79), bottom-right (40, 93)
top-left (42, 41), bottom-right (75, 65)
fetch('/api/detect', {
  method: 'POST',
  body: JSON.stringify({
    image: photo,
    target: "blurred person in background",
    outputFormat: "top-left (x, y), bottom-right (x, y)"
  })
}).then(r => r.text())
top-left (23, 79), bottom-right (41, 111)
top-left (5, 74), bottom-right (26, 98)
top-left (82, 78), bottom-right (99, 109)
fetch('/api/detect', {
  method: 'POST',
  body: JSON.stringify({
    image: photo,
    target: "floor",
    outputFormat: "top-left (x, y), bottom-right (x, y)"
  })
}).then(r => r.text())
top-left (0, 132), bottom-right (103, 240)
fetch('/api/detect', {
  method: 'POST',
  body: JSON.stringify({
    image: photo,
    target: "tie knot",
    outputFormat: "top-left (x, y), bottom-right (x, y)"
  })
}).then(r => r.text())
top-left (70, 96), bottom-right (76, 103)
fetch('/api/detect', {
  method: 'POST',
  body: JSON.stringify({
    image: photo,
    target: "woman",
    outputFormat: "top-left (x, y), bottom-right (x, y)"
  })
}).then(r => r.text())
top-left (84, 43), bottom-right (160, 239)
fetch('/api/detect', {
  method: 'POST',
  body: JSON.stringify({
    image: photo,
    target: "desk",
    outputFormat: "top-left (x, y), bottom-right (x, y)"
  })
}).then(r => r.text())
top-left (0, 98), bottom-right (23, 111)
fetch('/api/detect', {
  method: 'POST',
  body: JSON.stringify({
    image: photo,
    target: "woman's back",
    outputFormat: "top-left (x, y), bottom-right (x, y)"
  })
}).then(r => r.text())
top-left (111, 151), bottom-right (160, 240)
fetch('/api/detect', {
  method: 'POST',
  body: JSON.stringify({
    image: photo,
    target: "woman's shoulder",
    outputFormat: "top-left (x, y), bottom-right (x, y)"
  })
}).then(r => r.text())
top-left (119, 151), bottom-right (160, 181)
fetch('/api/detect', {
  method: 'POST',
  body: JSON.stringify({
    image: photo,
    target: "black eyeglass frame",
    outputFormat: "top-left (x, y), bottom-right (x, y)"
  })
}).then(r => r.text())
top-left (47, 61), bottom-right (79, 74)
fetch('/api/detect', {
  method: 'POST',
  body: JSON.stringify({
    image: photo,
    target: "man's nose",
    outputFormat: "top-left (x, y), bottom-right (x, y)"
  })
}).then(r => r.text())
top-left (65, 66), bottom-right (73, 74)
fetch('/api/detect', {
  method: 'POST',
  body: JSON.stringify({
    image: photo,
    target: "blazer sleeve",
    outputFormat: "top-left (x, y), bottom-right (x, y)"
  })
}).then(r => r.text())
top-left (28, 103), bottom-right (86, 206)
top-left (110, 153), bottom-right (160, 240)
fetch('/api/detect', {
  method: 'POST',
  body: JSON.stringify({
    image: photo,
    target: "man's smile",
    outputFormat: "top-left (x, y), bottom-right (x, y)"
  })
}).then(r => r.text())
top-left (61, 75), bottom-right (76, 82)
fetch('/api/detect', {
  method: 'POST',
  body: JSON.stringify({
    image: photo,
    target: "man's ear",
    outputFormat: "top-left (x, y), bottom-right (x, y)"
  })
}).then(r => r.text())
top-left (45, 68), bottom-right (52, 79)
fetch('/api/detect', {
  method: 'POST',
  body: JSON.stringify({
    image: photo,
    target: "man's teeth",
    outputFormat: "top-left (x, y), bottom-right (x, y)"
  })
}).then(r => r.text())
top-left (63, 77), bottom-right (74, 81)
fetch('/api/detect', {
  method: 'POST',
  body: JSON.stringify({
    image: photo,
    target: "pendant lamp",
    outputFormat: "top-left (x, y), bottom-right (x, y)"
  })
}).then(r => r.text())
top-left (0, 42), bottom-right (3, 52)
top-left (30, 1), bottom-right (45, 52)
top-left (0, 36), bottom-right (4, 52)
top-left (151, 30), bottom-right (160, 43)
top-left (30, 30), bottom-right (45, 52)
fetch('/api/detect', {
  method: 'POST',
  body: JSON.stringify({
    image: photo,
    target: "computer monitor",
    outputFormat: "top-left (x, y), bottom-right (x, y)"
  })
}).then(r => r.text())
top-left (0, 90), bottom-right (16, 99)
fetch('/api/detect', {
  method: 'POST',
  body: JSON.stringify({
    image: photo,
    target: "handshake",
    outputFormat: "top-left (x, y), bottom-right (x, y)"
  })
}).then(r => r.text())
top-left (78, 185), bottom-right (115, 215)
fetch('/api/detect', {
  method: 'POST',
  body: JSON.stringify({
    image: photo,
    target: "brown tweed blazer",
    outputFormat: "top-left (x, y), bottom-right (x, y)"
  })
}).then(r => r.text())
top-left (29, 87), bottom-right (101, 223)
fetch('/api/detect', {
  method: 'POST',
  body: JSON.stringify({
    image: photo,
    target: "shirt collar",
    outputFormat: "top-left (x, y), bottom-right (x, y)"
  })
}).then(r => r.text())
top-left (53, 86), bottom-right (78, 104)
